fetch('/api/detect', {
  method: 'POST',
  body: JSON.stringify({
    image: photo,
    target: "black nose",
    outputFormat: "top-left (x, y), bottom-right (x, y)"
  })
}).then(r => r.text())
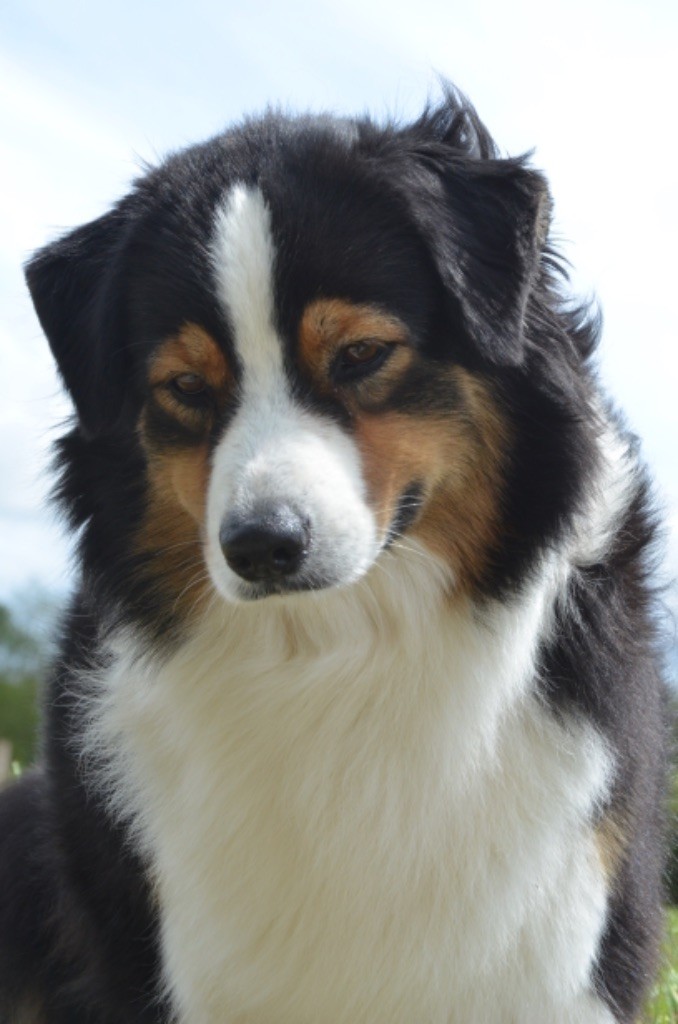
top-left (220, 506), bottom-right (310, 583)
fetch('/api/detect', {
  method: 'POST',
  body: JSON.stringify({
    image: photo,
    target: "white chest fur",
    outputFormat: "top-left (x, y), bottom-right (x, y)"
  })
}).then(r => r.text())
top-left (90, 545), bottom-right (614, 1024)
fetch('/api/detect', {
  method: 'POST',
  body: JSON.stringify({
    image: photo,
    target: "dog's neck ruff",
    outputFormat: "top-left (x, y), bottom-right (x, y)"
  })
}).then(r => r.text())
top-left (84, 531), bottom-right (616, 1024)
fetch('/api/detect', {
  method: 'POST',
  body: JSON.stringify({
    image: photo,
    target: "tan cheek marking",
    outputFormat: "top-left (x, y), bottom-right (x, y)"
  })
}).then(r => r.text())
top-left (135, 424), bottom-right (212, 620)
top-left (147, 446), bottom-right (210, 524)
top-left (355, 414), bottom-right (450, 535)
top-left (356, 368), bottom-right (508, 592)
top-left (414, 370), bottom-right (508, 590)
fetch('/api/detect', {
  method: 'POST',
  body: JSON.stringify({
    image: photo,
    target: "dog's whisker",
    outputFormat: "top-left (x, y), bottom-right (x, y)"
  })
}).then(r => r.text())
top-left (171, 570), bottom-right (213, 617)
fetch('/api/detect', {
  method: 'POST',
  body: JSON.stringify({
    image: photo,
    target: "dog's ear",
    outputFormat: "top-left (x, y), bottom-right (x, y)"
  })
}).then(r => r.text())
top-left (402, 150), bottom-right (551, 366)
top-left (25, 206), bottom-right (132, 437)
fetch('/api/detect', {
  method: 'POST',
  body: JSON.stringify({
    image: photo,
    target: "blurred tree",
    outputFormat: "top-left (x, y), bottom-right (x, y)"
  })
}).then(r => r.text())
top-left (0, 604), bottom-right (42, 681)
top-left (0, 674), bottom-right (39, 767)
top-left (0, 590), bottom-right (59, 770)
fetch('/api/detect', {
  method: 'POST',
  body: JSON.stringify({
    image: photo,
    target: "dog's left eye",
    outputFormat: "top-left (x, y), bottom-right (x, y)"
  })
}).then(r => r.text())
top-left (333, 341), bottom-right (391, 382)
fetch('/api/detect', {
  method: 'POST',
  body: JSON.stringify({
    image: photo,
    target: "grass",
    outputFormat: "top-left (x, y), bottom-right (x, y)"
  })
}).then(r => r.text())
top-left (644, 907), bottom-right (678, 1023)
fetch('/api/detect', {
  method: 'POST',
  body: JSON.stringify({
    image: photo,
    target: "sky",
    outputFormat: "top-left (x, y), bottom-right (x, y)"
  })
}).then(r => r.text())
top-left (1, 0), bottom-right (677, 639)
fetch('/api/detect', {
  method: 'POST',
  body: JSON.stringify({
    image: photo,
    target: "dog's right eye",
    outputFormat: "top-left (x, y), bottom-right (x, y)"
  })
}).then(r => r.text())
top-left (332, 341), bottom-right (392, 383)
top-left (169, 374), bottom-right (209, 404)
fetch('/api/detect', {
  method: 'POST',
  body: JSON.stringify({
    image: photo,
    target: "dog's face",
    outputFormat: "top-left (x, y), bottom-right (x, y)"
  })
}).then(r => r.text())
top-left (26, 105), bottom-right (550, 612)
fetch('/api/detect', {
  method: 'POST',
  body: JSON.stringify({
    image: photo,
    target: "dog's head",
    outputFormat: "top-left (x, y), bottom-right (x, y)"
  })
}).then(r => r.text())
top-left (26, 93), bottom-right (553, 612)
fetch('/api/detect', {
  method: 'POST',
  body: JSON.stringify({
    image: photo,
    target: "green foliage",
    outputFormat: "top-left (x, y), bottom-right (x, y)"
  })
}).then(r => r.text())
top-left (645, 908), bottom-right (678, 1023)
top-left (0, 594), bottom-right (57, 769)
top-left (0, 603), bottom-right (42, 680)
top-left (0, 674), bottom-right (39, 765)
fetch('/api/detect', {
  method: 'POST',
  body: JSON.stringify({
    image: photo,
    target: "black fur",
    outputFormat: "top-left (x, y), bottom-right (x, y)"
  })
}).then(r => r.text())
top-left (1, 86), bottom-right (668, 1022)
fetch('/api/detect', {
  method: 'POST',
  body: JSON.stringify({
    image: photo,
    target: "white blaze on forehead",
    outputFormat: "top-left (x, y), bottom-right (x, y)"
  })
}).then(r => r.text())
top-left (206, 183), bottom-right (381, 601)
top-left (211, 184), bottom-right (284, 392)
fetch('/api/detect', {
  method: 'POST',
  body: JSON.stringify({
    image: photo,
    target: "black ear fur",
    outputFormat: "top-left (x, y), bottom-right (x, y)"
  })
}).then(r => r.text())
top-left (25, 206), bottom-right (132, 437)
top-left (417, 155), bottom-right (551, 365)
top-left (396, 98), bottom-right (551, 366)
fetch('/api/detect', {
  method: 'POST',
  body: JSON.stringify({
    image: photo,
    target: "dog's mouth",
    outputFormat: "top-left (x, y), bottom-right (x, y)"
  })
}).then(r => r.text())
top-left (233, 571), bottom-right (338, 602)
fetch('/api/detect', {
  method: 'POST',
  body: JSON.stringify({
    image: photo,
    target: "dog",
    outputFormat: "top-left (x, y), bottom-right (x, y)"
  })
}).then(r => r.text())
top-left (0, 86), bottom-right (668, 1024)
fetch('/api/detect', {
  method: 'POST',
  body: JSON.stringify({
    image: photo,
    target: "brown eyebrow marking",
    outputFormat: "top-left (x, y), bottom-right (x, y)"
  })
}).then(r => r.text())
top-left (147, 323), bottom-right (231, 391)
top-left (298, 298), bottom-right (410, 375)
top-left (145, 322), bottom-right (234, 432)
